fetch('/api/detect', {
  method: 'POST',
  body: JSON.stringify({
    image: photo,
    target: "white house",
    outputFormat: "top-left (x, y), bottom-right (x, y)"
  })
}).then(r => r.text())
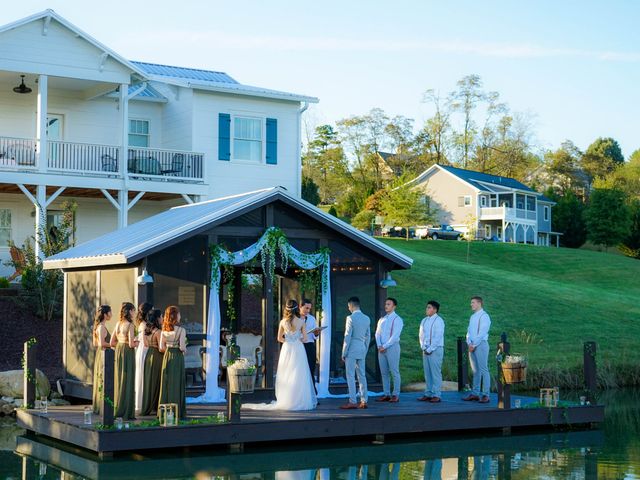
top-left (0, 10), bottom-right (318, 277)
top-left (410, 164), bottom-right (560, 246)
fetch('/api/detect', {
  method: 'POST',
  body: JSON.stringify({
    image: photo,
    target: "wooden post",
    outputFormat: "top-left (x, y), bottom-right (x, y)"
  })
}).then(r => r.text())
top-left (23, 341), bottom-right (36, 409)
top-left (497, 332), bottom-right (511, 410)
top-left (102, 348), bottom-right (115, 427)
top-left (584, 341), bottom-right (597, 403)
top-left (457, 457), bottom-right (468, 479)
top-left (263, 205), bottom-right (276, 390)
top-left (228, 392), bottom-right (241, 423)
top-left (456, 337), bottom-right (469, 392)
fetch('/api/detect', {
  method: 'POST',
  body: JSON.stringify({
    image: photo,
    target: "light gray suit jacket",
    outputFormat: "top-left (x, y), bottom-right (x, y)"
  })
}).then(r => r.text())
top-left (342, 310), bottom-right (371, 360)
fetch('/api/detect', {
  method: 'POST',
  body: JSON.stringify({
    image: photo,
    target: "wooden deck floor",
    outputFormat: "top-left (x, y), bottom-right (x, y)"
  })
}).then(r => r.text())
top-left (16, 392), bottom-right (604, 455)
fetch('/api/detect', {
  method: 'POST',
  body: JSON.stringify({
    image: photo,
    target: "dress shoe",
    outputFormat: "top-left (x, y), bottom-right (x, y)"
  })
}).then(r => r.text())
top-left (417, 396), bottom-right (432, 402)
top-left (358, 402), bottom-right (368, 409)
top-left (479, 396), bottom-right (490, 404)
top-left (462, 394), bottom-right (480, 401)
top-left (340, 402), bottom-right (359, 410)
top-left (429, 397), bottom-right (441, 403)
top-left (389, 395), bottom-right (399, 403)
top-left (375, 395), bottom-right (391, 402)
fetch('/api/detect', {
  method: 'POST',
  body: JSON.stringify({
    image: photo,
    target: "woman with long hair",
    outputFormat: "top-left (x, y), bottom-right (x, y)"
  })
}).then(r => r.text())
top-left (244, 299), bottom-right (317, 411)
top-left (140, 309), bottom-right (163, 416)
top-left (92, 305), bottom-right (112, 415)
top-left (134, 302), bottom-right (153, 413)
top-left (110, 302), bottom-right (138, 420)
top-left (158, 306), bottom-right (186, 419)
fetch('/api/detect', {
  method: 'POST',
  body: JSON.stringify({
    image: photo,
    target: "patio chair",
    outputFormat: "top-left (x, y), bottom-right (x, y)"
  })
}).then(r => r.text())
top-left (184, 344), bottom-right (206, 386)
top-left (101, 154), bottom-right (118, 172)
top-left (136, 157), bottom-right (161, 175)
top-left (7, 245), bottom-right (25, 282)
top-left (161, 153), bottom-right (185, 176)
top-left (220, 333), bottom-right (263, 370)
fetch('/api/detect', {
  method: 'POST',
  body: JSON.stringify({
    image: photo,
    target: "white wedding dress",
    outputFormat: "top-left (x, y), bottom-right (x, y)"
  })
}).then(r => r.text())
top-left (244, 330), bottom-right (317, 411)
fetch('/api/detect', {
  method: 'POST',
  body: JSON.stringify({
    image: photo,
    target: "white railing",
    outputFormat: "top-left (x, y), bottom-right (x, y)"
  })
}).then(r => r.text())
top-left (481, 206), bottom-right (537, 223)
top-left (48, 140), bottom-right (120, 174)
top-left (127, 147), bottom-right (204, 181)
top-left (479, 207), bottom-right (504, 217)
top-left (0, 136), bottom-right (37, 168)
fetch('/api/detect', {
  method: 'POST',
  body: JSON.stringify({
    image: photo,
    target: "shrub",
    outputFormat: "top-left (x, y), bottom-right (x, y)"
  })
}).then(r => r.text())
top-left (0, 277), bottom-right (10, 288)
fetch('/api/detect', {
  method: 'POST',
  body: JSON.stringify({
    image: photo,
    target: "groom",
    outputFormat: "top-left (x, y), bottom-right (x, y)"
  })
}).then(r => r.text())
top-left (340, 296), bottom-right (370, 410)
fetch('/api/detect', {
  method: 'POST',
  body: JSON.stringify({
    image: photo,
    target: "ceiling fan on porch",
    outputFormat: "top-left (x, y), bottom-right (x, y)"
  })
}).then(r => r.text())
top-left (13, 75), bottom-right (32, 94)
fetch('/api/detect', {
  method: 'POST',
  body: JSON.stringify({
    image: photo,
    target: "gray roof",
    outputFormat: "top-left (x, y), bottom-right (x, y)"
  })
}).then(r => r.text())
top-left (43, 188), bottom-right (412, 270)
top-left (132, 61), bottom-right (238, 84)
top-left (440, 165), bottom-right (537, 193)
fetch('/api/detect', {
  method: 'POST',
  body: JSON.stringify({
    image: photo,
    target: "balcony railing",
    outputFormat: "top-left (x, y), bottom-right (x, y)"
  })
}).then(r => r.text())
top-left (480, 206), bottom-right (537, 222)
top-left (0, 136), bottom-right (205, 183)
top-left (0, 137), bottom-right (37, 168)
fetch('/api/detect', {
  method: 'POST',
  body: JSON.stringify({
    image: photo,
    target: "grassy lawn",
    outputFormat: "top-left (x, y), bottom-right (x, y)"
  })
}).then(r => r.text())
top-left (378, 239), bottom-right (640, 389)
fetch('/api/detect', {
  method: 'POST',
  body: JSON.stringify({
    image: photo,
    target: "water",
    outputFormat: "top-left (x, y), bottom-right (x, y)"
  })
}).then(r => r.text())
top-left (1, 389), bottom-right (638, 479)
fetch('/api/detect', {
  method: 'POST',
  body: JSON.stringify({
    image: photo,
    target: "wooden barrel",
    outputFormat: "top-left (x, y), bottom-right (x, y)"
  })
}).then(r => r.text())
top-left (502, 362), bottom-right (527, 384)
top-left (228, 368), bottom-right (257, 393)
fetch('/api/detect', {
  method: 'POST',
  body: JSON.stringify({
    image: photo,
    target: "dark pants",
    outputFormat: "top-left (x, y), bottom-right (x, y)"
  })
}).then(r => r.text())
top-left (303, 342), bottom-right (317, 394)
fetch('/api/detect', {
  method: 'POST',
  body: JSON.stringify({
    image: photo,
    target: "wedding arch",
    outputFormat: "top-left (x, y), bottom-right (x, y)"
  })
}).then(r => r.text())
top-left (190, 227), bottom-right (332, 403)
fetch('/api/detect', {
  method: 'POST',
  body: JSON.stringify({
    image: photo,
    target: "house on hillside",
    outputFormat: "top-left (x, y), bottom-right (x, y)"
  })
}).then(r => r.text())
top-left (409, 164), bottom-right (560, 246)
top-left (0, 10), bottom-right (317, 277)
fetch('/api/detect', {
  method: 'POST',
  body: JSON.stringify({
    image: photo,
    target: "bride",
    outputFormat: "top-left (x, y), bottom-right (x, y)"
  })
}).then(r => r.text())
top-left (244, 299), bottom-right (317, 411)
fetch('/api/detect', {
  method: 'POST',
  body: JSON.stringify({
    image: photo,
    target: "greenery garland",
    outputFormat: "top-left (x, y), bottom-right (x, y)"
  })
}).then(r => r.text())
top-left (21, 337), bottom-right (38, 401)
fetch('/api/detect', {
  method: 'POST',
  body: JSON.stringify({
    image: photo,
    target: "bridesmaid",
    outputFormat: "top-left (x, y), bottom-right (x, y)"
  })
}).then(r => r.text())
top-left (110, 302), bottom-right (138, 420)
top-left (158, 306), bottom-right (187, 420)
top-left (92, 305), bottom-right (112, 415)
top-left (134, 302), bottom-right (153, 413)
top-left (140, 309), bottom-right (163, 416)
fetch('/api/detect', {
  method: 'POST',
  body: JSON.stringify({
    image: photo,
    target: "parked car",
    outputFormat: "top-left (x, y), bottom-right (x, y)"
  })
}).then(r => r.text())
top-left (423, 225), bottom-right (464, 241)
top-left (381, 226), bottom-right (416, 238)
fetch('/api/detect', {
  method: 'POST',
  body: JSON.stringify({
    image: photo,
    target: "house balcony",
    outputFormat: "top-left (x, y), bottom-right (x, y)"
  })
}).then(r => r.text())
top-left (0, 136), bottom-right (205, 184)
top-left (479, 206), bottom-right (537, 223)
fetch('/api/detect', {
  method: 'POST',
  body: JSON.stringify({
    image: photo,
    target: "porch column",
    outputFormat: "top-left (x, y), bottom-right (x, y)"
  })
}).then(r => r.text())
top-left (34, 185), bottom-right (46, 260)
top-left (117, 189), bottom-right (128, 228)
top-left (119, 83), bottom-right (128, 180)
top-left (502, 220), bottom-right (505, 242)
top-left (36, 75), bottom-right (48, 172)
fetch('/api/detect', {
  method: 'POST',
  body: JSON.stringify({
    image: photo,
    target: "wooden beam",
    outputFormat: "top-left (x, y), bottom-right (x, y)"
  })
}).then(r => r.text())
top-left (213, 226), bottom-right (334, 240)
top-left (263, 205), bottom-right (276, 389)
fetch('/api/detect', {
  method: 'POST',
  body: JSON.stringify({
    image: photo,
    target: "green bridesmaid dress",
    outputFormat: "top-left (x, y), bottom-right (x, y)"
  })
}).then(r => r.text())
top-left (158, 326), bottom-right (186, 420)
top-left (140, 329), bottom-right (163, 416)
top-left (114, 323), bottom-right (136, 420)
top-left (92, 324), bottom-right (108, 415)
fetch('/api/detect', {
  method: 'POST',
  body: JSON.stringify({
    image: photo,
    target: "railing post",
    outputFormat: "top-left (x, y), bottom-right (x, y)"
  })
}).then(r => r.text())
top-left (226, 335), bottom-right (241, 423)
top-left (456, 337), bottom-right (469, 392)
top-left (584, 341), bottom-right (597, 403)
top-left (497, 332), bottom-right (511, 409)
top-left (102, 348), bottom-right (115, 427)
top-left (23, 340), bottom-right (37, 409)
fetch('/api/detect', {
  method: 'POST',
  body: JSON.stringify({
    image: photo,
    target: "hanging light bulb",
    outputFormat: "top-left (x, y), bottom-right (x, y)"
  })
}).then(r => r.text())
top-left (13, 75), bottom-right (32, 94)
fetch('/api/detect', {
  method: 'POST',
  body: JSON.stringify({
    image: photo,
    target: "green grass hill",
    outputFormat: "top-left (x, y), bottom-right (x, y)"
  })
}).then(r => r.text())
top-left (378, 239), bottom-right (640, 390)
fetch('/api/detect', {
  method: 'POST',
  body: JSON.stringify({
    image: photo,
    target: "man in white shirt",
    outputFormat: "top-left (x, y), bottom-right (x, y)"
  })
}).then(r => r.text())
top-left (375, 298), bottom-right (403, 403)
top-left (301, 298), bottom-right (321, 395)
top-left (463, 296), bottom-right (492, 403)
top-left (418, 300), bottom-right (445, 403)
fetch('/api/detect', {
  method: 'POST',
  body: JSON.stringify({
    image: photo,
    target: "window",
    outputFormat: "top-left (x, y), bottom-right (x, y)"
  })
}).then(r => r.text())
top-left (485, 224), bottom-right (492, 238)
top-left (480, 196), bottom-right (487, 207)
top-left (47, 211), bottom-right (74, 246)
top-left (544, 206), bottom-right (549, 221)
top-left (0, 209), bottom-right (11, 245)
top-left (490, 196), bottom-right (497, 207)
top-left (233, 117), bottom-right (262, 162)
top-left (458, 195), bottom-right (472, 207)
top-left (128, 119), bottom-right (149, 147)
top-left (497, 226), bottom-right (502, 239)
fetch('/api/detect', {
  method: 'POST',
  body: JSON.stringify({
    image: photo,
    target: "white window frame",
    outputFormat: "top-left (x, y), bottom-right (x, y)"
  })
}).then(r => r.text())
top-left (480, 196), bottom-right (487, 207)
top-left (484, 224), bottom-right (492, 238)
top-left (0, 208), bottom-right (12, 247)
top-left (497, 226), bottom-right (502, 239)
top-left (544, 206), bottom-right (549, 221)
top-left (231, 114), bottom-right (265, 164)
top-left (128, 118), bottom-right (150, 147)
top-left (464, 195), bottom-right (471, 207)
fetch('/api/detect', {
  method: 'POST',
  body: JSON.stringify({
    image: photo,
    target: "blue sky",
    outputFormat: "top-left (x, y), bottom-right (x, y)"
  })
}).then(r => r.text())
top-left (4, 1), bottom-right (640, 157)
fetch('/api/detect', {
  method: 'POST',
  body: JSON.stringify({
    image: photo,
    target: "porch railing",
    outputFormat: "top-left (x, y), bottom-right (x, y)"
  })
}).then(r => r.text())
top-left (481, 206), bottom-right (538, 222)
top-left (127, 147), bottom-right (204, 181)
top-left (47, 140), bottom-right (120, 174)
top-left (0, 137), bottom-right (37, 168)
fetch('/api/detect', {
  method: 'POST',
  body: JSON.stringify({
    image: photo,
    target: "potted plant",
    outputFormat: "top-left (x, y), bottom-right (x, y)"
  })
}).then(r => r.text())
top-left (227, 357), bottom-right (257, 393)
top-left (500, 353), bottom-right (528, 384)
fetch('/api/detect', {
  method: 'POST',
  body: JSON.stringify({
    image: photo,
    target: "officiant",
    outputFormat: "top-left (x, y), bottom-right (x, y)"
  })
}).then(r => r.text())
top-left (301, 298), bottom-right (321, 394)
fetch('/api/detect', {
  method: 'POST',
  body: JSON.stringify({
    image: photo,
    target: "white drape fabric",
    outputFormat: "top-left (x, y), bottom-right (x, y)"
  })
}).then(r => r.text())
top-left (189, 228), bottom-right (331, 404)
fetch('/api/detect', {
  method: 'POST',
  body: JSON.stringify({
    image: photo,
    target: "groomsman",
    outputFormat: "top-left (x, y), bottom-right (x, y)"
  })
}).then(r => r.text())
top-left (341, 296), bottom-right (370, 409)
top-left (375, 298), bottom-right (403, 403)
top-left (417, 300), bottom-right (445, 403)
top-left (463, 296), bottom-right (492, 403)
top-left (301, 298), bottom-right (321, 394)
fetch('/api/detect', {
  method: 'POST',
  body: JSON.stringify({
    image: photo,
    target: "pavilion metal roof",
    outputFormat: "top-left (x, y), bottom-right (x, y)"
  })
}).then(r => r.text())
top-left (43, 188), bottom-right (412, 270)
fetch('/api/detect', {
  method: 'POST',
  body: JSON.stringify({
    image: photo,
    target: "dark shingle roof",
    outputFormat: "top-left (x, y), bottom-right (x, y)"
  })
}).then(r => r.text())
top-left (440, 165), bottom-right (536, 193)
top-left (132, 61), bottom-right (239, 84)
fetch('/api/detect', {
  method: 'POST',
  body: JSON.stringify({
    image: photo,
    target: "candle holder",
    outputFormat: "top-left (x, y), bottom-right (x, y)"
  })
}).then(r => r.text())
top-left (159, 403), bottom-right (179, 427)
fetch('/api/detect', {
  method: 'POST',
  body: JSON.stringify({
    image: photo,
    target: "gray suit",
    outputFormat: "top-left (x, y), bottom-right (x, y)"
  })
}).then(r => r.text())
top-left (342, 310), bottom-right (371, 404)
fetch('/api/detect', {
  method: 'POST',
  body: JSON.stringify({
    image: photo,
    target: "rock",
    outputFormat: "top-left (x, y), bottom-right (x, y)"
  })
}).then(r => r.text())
top-left (49, 398), bottom-right (70, 406)
top-left (14, 399), bottom-right (22, 408)
top-left (0, 403), bottom-right (13, 415)
top-left (0, 369), bottom-right (50, 399)
top-left (0, 396), bottom-right (13, 404)
top-left (50, 391), bottom-right (62, 399)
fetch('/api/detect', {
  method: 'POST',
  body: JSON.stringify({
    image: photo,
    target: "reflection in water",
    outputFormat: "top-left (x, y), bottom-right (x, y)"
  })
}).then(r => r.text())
top-left (2, 389), bottom-right (640, 480)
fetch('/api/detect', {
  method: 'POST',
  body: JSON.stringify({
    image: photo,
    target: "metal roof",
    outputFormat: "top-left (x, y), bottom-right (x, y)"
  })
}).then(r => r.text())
top-left (43, 187), bottom-right (412, 270)
top-left (439, 165), bottom-right (537, 193)
top-left (132, 61), bottom-right (238, 84)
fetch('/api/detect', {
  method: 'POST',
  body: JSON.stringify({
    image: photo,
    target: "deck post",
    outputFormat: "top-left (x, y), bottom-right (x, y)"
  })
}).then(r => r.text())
top-left (584, 341), bottom-right (597, 403)
top-left (23, 340), bottom-right (37, 409)
top-left (228, 392), bottom-right (242, 423)
top-left (101, 348), bottom-right (115, 427)
top-left (497, 332), bottom-right (511, 409)
top-left (457, 457), bottom-right (468, 478)
top-left (456, 337), bottom-right (469, 391)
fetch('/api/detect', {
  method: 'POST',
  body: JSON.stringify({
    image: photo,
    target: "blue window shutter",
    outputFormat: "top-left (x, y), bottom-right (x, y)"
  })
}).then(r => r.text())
top-left (218, 113), bottom-right (231, 161)
top-left (266, 118), bottom-right (277, 165)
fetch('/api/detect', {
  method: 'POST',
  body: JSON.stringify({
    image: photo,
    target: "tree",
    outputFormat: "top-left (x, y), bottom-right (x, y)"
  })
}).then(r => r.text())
top-left (379, 176), bottom-right (434, 240)
top-left (619, 199), bottom-right (640, 259)
top-left (546, 189), bottom-right (587, 248)
top-left (582, 137), bottom-right (625, 183)
top-left (301, 176), bottom-right (321, 206)
top-left (542, 141), bottom-right (588, 197)
top-left (450, 74), bottom-right (484, 167)
top-left (585, 189), bottom-right (631, 250)
top-left (351, 209), bottom-right (376, 231)
top-left (328, 206), bottom-right (338, 217)
top-left (421, 89), bottom-right (452, 165)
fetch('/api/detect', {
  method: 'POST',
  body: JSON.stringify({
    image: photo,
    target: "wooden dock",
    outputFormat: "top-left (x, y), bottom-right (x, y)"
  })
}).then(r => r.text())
top-left (16, 392), bottom-right (604, 457)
